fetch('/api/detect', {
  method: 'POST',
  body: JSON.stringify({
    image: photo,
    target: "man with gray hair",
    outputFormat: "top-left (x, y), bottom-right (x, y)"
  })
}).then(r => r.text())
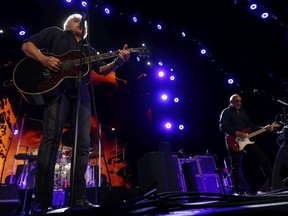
top-left (20, 13), bottom-right (130, 214)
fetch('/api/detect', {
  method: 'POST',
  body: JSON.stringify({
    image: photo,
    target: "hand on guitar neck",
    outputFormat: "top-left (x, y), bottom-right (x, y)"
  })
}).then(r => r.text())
top-left (263, 124), bottom-right (275, 132)
top-left (235, 123), bottom-right (274, 138)
top-left (227, 121), bottom-right (282, 152)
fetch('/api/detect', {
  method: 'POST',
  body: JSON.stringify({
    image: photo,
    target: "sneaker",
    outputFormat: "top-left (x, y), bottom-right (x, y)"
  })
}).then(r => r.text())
top-left (256, 190), bottom-right (268, 195)
top-left (73, 199), bottom-right (99, 208)
top-left (31, 204), bottom-right (53, 215)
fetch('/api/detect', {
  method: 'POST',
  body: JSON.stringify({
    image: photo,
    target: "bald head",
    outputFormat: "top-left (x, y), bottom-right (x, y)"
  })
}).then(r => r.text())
top-left (229, 94), bottom-right (242, 110)
top-left (229, 94), bottom-right (240, 103)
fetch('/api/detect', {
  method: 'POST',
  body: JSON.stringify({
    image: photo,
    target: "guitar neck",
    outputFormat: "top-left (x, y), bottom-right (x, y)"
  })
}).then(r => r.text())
top-left (247, 127), bottom-right (266, 139)
top-left (247, 122), bottom-right (281, 139)
top-left (82, 51), bottom-right (119, 66)
top-left (76, 48), bottom-right (144, 66)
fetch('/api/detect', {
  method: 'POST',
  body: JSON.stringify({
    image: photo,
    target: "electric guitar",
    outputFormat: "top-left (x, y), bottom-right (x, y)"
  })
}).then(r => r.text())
top-left (226, 121), bottom-right (282, 152)
top-left (13, 47), bottom-right (150, 105)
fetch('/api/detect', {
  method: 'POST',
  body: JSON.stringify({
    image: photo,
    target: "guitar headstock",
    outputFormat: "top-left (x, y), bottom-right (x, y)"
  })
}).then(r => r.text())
top-left (129, 47), bottom-right (151, 58)
top-left (272, 121), bottom-right (283, 128)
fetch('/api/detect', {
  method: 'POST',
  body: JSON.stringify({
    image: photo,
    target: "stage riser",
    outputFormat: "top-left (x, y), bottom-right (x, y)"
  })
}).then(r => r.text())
top-left (0, 184), bottom-right (20, 216)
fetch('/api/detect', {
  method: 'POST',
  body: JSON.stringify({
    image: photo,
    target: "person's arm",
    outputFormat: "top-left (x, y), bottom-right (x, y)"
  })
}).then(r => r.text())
top-left (22, 41), bottom-right (61, 71)
top-left (98, 44), bottom-right (130, 75)
top-left (219, 109), bottom-right (236, 135)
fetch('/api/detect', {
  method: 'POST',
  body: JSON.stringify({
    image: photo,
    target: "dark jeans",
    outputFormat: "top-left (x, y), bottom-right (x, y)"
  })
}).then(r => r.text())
top-left (229, 144), bottom-right (272, 193)
top-left (34, 93), bottom-right (91, 209)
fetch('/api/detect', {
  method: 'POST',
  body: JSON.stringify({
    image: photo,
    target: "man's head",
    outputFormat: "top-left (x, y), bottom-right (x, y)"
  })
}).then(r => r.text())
top-left (229, 94), bottom-right (242, 110)
top-left (63, 13), bottom-right (88, 39)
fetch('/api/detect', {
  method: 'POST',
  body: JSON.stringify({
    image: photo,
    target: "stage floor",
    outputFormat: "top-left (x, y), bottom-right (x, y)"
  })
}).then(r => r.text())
top-left (3, 184), bottom-right (288, 215)
top-left (39, 189), bottom-right (288, 215)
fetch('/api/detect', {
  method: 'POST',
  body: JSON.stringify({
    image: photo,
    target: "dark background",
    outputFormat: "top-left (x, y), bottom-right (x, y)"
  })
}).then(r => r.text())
top-left (1, 0), bottom-right (288, 187)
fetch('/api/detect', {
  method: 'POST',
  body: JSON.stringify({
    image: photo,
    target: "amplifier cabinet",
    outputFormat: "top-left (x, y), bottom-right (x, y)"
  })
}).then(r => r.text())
top-left (52, 189), bottom-right (68, 209)
top-left (182, 173), bottom-right (222, 193)
top-left (137, 152), bottom-right (186, 193)
top-left (181, 155), bottom-right (222, 194)
top-left (180, 155), bottom-right (217, 175)
top-left (193, 155), bottom-right (217, 175)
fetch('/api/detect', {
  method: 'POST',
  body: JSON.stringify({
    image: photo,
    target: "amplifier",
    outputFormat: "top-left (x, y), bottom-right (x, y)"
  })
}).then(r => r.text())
top-left (180, 155), bottom-right (223, 194)
top-left (137, 151), bottom-right (186, 193)
top-left (52, 189), bottom-right (68, 208)
top-left (181, 172), bottom-right (221, 193)
top-left (180, 155), bottom-right (217, 175)
top-left (193, 155), bottom-right (217, 174)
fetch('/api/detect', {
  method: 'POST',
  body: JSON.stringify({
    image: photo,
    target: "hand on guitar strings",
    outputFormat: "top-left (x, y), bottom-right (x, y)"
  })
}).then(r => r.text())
top-left (43, 55), bottom-right (61, 72)
top-left (235, 131), bottom-right (248, 139)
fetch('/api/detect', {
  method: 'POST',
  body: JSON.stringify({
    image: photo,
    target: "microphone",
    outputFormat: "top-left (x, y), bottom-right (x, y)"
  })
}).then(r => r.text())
top-left (254, 89), bottom-right (288, 106)
top-left (273, 96), bottom-right (288, 106)
top-left (253, 89), bottom-right (270, 97)
top-left (80, 13), bottom-right (87, 27)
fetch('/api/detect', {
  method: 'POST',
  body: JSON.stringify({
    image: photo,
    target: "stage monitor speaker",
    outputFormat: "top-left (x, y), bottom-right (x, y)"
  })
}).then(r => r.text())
top-left (0, 184), bottom-right (20, 216)
top-left (137, 151), bottom-right (185, 193)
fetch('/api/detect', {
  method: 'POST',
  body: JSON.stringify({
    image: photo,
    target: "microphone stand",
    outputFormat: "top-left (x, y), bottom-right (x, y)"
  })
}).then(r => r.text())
top-left (69, 11), bottom-right (87, 207)
top-left (272, 96), bottom-right (288, 106)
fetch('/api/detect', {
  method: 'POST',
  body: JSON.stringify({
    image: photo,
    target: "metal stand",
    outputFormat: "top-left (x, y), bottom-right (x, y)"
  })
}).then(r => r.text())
top-left (14, 153), bottom-right (37, 216)
top-left (69, 8), bottom-right (89, 206)
top-left (271, 125), bottom-right (288, 190)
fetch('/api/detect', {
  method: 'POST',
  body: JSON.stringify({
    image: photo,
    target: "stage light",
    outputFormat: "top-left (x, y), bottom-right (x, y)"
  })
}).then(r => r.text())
top-left (228, 78), bottom-right (234, 85)
top-left (165, 122), bottom-right (172, 129)
top-left (161, 94), bottom-right (168, 101)
top-left (158, 70), bottom-right (165, 78)
top-left (181, 31), bottom-right (186, 37)
top-left (250, 4), bottom-right (257, 10)
top-left (14, 129), bottom-right (19, 135)
top-left (200, 48), bottom-right (207, 55)
top-left (132, 16), bottom-right (138, 23)
top-left (261, 12), bottom-right (269, 19)
top-left (81, 1), bottom-right (88, 7)
top-left (104, 7), bottom-right (111, 14)
top-left (18, 30), bottom-right (26, 36)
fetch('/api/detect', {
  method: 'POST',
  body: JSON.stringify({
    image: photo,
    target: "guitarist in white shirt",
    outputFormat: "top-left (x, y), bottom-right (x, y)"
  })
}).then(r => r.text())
top-left (219, 94), bottom-right (275, 195)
